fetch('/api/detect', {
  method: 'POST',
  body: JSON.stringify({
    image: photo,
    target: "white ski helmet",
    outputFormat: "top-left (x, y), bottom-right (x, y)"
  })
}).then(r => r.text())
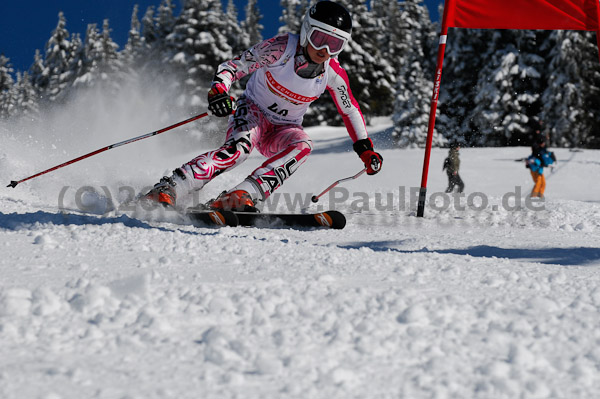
top-left (300, 1), bottom-right (352, 56)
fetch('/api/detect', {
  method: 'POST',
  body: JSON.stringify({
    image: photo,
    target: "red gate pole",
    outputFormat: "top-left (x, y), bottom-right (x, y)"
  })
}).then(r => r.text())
top-left (417, 0), bottom-right (454, 217)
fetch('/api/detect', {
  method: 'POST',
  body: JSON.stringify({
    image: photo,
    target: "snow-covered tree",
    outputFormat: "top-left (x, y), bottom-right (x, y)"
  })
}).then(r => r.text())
top-left (0, 55), bottom-right (15, 119)
top-left (0, 65), bottom-right (39, 121)
top-left (156, 0), bottom-right (176, 41)
top-left (36, 12), bottom-right (73, 101)
top-left (541, 30), bottom-right (600, 147)
top-left (0, 55), bottom-right (13, 93)
top-left (392, 0), bottom-right (439, 147)
top-left (140, 3), bottom-right (173, 71)
top-left (166, 0), bottom-right (234, 109)
top-left (65, 33), bottom-right (84, 87)
top-left (224, 0), bottom-right (249, 56)
top-left (99, 20), bottom-right (125, 82)
top-left (279, 0), bottom-right (309, 34)
top-left (344, 0), bottom-right (396, 117)
top-left (241, 0), bottom-right (264, 48)
top-left (371, 0), bottom-right (403, 66)
top-left (9, 0), bottom-right (600, 149)
top-left (142, 6), bottom-right (158, 45)
top-left (12, 72), bottom-right (40, 120)
top-left (72, 23), bottom-right (102, 89)
top-left (0, 90), bottom-right (15, 120)
top-left (28, 50), bottom-right (45, 92)
top-left (392, 60), bottom-right (437, 147)
top-left (469, 30), bottom-right (545, 146)
top-left (72, 20), bottom-right (122, 91)
top-left (123, 5), bottom-right (146, 66)
top-left (437, 28), bottom-right (493, 145)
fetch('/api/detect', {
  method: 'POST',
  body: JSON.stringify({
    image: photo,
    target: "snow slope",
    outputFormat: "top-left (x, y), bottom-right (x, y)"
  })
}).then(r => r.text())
top-left (1, 116), bottom-right (600, 399)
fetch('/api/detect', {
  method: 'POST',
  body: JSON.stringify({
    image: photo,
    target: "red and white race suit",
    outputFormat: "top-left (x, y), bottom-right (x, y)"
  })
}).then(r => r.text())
top-left (177, 33), bottom-right (369, 201)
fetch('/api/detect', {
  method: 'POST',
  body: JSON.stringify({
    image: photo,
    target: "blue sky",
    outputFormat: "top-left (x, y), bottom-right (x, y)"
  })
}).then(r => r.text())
top-left (1, 1), bottom-right (440, 74)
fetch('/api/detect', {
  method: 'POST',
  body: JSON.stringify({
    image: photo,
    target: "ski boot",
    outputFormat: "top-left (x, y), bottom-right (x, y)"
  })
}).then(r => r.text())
top-left (142, 176), bottom-right (177, 208)
top-left (208, 190), bottom-right (258, 212)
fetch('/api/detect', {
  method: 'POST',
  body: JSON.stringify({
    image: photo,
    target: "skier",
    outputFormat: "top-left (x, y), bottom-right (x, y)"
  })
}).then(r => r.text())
top-left (443, 143), bottom-right (464, 193)
top-left (525, 140), bottom-right (556, 198)
top-left (142, 1), bottom-right (383, 211)
top-left (530, 119), bottom-right (548, 158)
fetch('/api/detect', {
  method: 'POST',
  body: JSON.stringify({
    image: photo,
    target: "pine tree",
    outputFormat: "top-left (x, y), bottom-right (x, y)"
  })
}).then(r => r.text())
top-left (99, 19), bottom-right (125, 84)
top-left (279, 0), bottom-right (309, 34)
top-left (156, 0), bottom-right (176, 41)
top-left (123, 4), bottom-right (146, 66)
top-left (12, 72), bottom-right (40, 120)
top-left (0, 55), bottom-right (15, 119)
top-left (224, 0), bottom-right (248, 56)
top-left (167, 0), bottom-right (234, 109)
top-left (573, 32), bottom-right (600, 147)
top-left (469, 31), bottom-right (517, 146)
top-left (140, 4), bottom-right (171, 71)
top-left (66, 32), bottom-right (84, 88)
top-left (73, 23), bottom-right (103, 89)
top-left (29, 49), bottom-right (45, 91)
top-left (437, 28), bottom-right (493, 145)
top-left (73, 20), bottom-right (124, 92)
top-left (371, 0), bottom-right (403, 66)
top-left (37, 12), bottom-right (73, 101)
top-left (392, 0), bottom-right (439, 147)
top-left (142, 6), bottom-right (158, 45)
top-left (0, 54), bottom-right (13, 93)
top-left (469, 30), bottom-right (545, 146)
top-left (542, 30), bottom-right (600, 147)
top-left (0, 90), bottom-right (15, 120)
top-left (241, 0), bottom-right (264, 48)
top-left (344, 0), bottom-right (396, 117)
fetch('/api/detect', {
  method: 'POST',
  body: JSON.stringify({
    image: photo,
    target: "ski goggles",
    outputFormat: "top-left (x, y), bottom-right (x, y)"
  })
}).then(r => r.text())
top-left (307, 26), bottom-right (349, 55)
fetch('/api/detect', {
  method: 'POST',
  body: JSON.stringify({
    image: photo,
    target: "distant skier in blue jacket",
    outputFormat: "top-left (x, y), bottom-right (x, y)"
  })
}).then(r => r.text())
top-left (525, 141), bottom-right (556, 198)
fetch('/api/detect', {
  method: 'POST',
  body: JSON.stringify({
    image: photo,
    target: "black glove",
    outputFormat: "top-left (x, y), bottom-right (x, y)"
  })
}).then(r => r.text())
top-left (353, 138), bottom-right (383, 175)
top-left (207, 83), bottom-right (235, 117)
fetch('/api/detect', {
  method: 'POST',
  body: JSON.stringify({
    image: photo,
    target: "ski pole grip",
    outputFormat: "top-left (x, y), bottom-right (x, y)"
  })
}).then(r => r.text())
top-left (371, 159), bottom-right (381, 172)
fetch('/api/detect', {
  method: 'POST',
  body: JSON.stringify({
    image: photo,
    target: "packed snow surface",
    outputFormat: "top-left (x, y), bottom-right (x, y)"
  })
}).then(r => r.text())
top-left (1, 117), bottom-right (600, 398)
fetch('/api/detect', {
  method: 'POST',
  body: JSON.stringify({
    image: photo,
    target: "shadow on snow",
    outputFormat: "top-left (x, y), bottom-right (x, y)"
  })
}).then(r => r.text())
top-left (340, 241), bottom-right (600, 266)
top-left (0, 210), bottom-right (218, 237)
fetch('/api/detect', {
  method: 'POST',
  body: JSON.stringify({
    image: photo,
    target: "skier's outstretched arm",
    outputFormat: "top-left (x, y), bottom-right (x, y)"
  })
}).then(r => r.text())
top-left (326, 59), bottom-right (382, 175)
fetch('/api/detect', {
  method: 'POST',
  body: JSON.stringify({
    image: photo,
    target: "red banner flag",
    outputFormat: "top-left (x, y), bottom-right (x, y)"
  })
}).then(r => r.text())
top-left (417, 0), bottom-right (600, 217)
top-left (445, 0), bottom-right (600, 31)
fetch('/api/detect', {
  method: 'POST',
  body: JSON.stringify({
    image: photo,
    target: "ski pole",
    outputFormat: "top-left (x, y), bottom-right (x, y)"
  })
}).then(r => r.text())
top-left (311, 168), bottom-right (367, 203)
top-left (7, 112), bottom-right (209, 188)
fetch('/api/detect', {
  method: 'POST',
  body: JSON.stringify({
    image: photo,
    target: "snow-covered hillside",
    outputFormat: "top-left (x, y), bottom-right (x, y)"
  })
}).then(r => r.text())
top-left (1, 116), bottom-right (600, 399)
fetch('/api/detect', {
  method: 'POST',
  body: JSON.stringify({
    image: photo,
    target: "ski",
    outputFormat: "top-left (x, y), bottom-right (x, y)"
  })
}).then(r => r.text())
top-left (234, 210), bottom-right (346, 229)
top-left (186, 209), bottom-right (240, 227)
top-left (186, 209), bottom-right (346, 229)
